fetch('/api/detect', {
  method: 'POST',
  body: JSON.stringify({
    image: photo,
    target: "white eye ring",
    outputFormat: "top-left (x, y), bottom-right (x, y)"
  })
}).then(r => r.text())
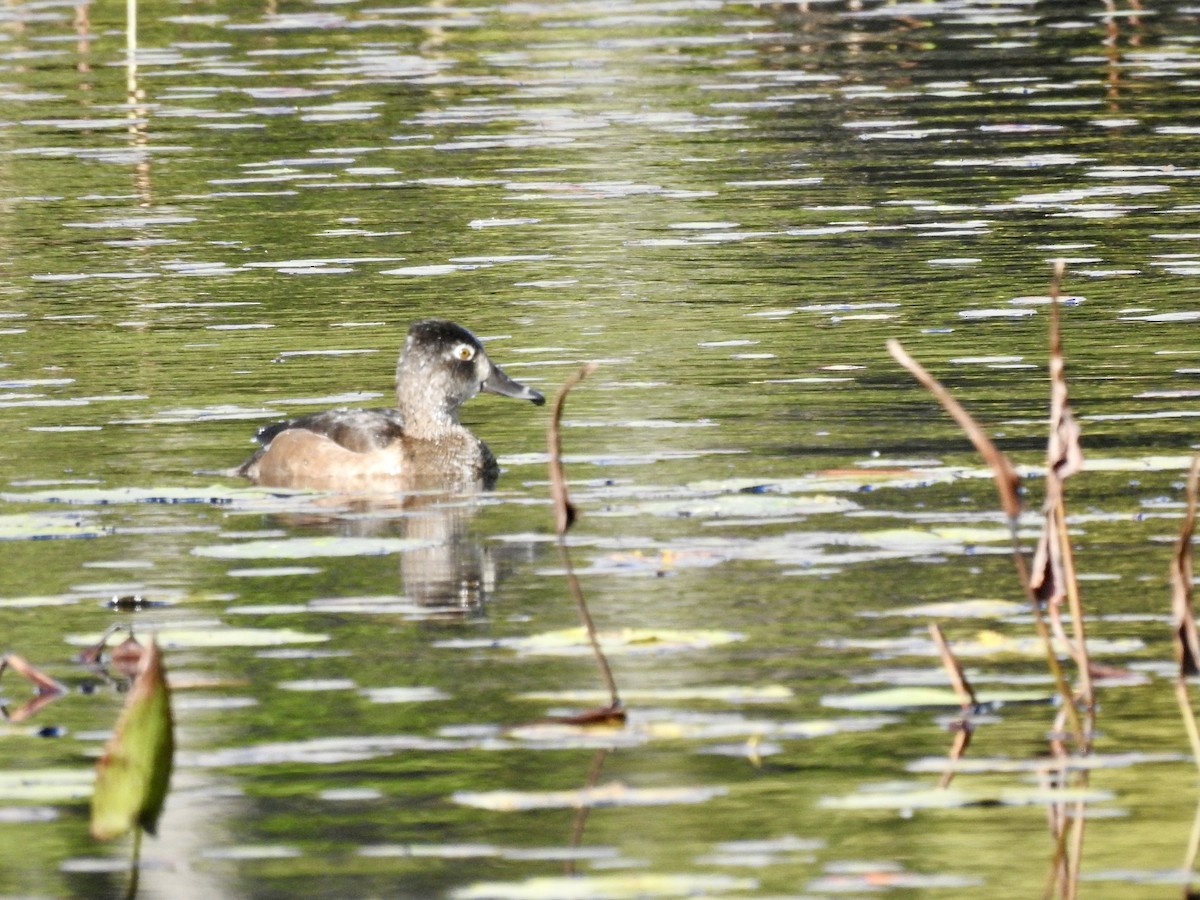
top-left (453, 343), bottom-right (476, 361)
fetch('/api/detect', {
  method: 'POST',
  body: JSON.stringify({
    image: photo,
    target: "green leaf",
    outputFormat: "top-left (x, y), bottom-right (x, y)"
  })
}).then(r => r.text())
top-left (90, 638), bottom-right (175, 841)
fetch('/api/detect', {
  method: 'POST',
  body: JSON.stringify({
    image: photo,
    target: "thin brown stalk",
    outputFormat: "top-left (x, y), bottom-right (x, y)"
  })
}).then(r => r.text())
top-left (886, 339), bottom-right (1022, 520)
top-left (548, 363), bottom-right (598, 538)
top-left (547, 364), bottom-right (621, 712)
top-left (1045, 260), bottom-right (1093, 711)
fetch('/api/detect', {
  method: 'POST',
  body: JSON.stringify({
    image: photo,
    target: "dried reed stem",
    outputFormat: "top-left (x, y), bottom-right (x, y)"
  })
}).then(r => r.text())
top-left (886, 339), bottom-right (1021, 520)
top-left (1046, 260), bottom-right (1093, 711)
top-left (547, 364), bottom-right (621, 711)
top-left (888, 338), bottom-right (1084, 743)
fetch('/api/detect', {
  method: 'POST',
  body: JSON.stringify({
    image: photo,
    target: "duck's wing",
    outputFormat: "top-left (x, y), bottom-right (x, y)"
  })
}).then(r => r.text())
top-left (251, 408), bottom-right (406, 454)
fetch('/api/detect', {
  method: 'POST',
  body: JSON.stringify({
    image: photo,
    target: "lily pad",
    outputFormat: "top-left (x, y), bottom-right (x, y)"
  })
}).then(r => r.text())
top-left (879, 599), bottom-right (1028, 618)
top-left (822, 686), bottom-right (1051, 711)
top-left (518, 685), bottom-right (793, 705)
top-left (452, 782), bottom-right (728, 811)
top-left (820, 784), bottom-right (977, 811)
top-left (0, 485), bottom-right (307, 505)
top-left (0, 768), bottom-right (94, 802)
top-left (66, 627), bottom-right (329, 649)
top-left (437, 627), bottom-right (744, 657)
top-left (451, 873), bottom-right (757, 899)
top-left (0, 512), bottom-right (108, 541)
top-left (592, 493), bottom-right (858, 520)
top-left (362, 686), bottom-right (450, 703)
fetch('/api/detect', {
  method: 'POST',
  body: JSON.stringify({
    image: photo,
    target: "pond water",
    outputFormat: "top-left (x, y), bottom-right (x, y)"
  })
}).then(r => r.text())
top-left (3, 0), bottom-right (1200, 896)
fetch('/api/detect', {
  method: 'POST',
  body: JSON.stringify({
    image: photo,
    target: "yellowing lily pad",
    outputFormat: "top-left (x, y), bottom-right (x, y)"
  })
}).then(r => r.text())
top-left (954, 633), bottom-right (1144, 657)
top-left (505, 627), bottom-right (743, 656)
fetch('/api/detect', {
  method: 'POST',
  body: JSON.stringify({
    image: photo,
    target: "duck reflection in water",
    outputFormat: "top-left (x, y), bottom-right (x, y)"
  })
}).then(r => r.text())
top-left (236, 319), bottom-right (545, 612)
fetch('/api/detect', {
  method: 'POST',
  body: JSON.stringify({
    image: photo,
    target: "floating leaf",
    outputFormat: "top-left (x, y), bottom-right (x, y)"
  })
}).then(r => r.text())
top-left (821, 686), bottom-right (1051, 711)
top-left (592, 493), bottom-right (858, 520)
top-left (1, 485), bottom-right (308, 505)
top-left (91, 638), bottom-right (175, 840)
top-left (441, 627), bottom-right (743, 657)
top-left (451, 873), bottom-right (756, 899)
top-left (880, 599), bottom-right (1027, 618)
top-left (362, 686), bottom-right (450, 703)
top-left (0, 512), bottom-right (108, 541)
top-left (0, 768), bottom-right (94, 802)
top-left (906, 751), bottom-right (1183, 775)
top-left (518, 685), bottom-right (793, 704)
top-left (820, 784), bottom-right (976, 811)
top-left (997, 786), bottom-right (1115, 806)
top-left (453, 782), bottom-right (727, 811)
top-left (66, 627), bottom-right (328, 649)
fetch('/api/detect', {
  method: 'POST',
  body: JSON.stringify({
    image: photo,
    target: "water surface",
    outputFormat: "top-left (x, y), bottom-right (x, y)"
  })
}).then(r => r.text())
top-left (3, 0), bottom-right (1200, 897)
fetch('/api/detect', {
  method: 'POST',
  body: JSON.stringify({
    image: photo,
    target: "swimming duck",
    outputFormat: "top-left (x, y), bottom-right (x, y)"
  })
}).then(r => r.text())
top-left (237, 319), bottom-right (545, 491)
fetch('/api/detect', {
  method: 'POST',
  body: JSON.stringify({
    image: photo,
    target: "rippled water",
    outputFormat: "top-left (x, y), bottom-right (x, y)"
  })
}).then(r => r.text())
top-left (3, 0), bottom-right (1200, 897)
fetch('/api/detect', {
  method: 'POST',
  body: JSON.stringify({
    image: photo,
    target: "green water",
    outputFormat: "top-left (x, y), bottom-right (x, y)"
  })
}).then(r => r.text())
top-left (2, 0), bottom-right (1200, 897)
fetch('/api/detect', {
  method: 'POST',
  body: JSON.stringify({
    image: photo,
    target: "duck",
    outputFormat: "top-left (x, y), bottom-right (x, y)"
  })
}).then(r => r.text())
top-left (237, 319), bottom-right (545, 492)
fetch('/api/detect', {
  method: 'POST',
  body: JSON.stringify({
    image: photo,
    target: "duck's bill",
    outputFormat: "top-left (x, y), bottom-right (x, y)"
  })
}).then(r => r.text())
top-left (483, 365), bottom-right (546, 406)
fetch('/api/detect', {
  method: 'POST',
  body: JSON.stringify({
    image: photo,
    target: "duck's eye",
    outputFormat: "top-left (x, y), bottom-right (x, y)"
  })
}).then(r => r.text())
top-left (452, 343), bottom-right (476, 362)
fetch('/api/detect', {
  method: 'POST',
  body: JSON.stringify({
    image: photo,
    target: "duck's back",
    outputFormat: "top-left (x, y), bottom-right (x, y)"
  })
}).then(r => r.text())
top-left (251, 407), bottom-right (405, 454)
top-left (237, 407), bottom-right (497, 491)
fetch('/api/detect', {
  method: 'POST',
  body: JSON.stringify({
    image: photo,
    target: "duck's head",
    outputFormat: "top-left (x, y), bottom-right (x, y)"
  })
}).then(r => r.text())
top-left (397, 319), bottom-right (545, 420)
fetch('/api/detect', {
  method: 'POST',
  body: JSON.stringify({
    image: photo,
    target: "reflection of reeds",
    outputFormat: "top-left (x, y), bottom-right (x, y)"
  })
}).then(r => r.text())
top-left (547, 365), bottom-right (624, 722)
top-left (928, 624), bottom-right (975, 789)
top-left (0, 653), bottom-right (66, 722)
